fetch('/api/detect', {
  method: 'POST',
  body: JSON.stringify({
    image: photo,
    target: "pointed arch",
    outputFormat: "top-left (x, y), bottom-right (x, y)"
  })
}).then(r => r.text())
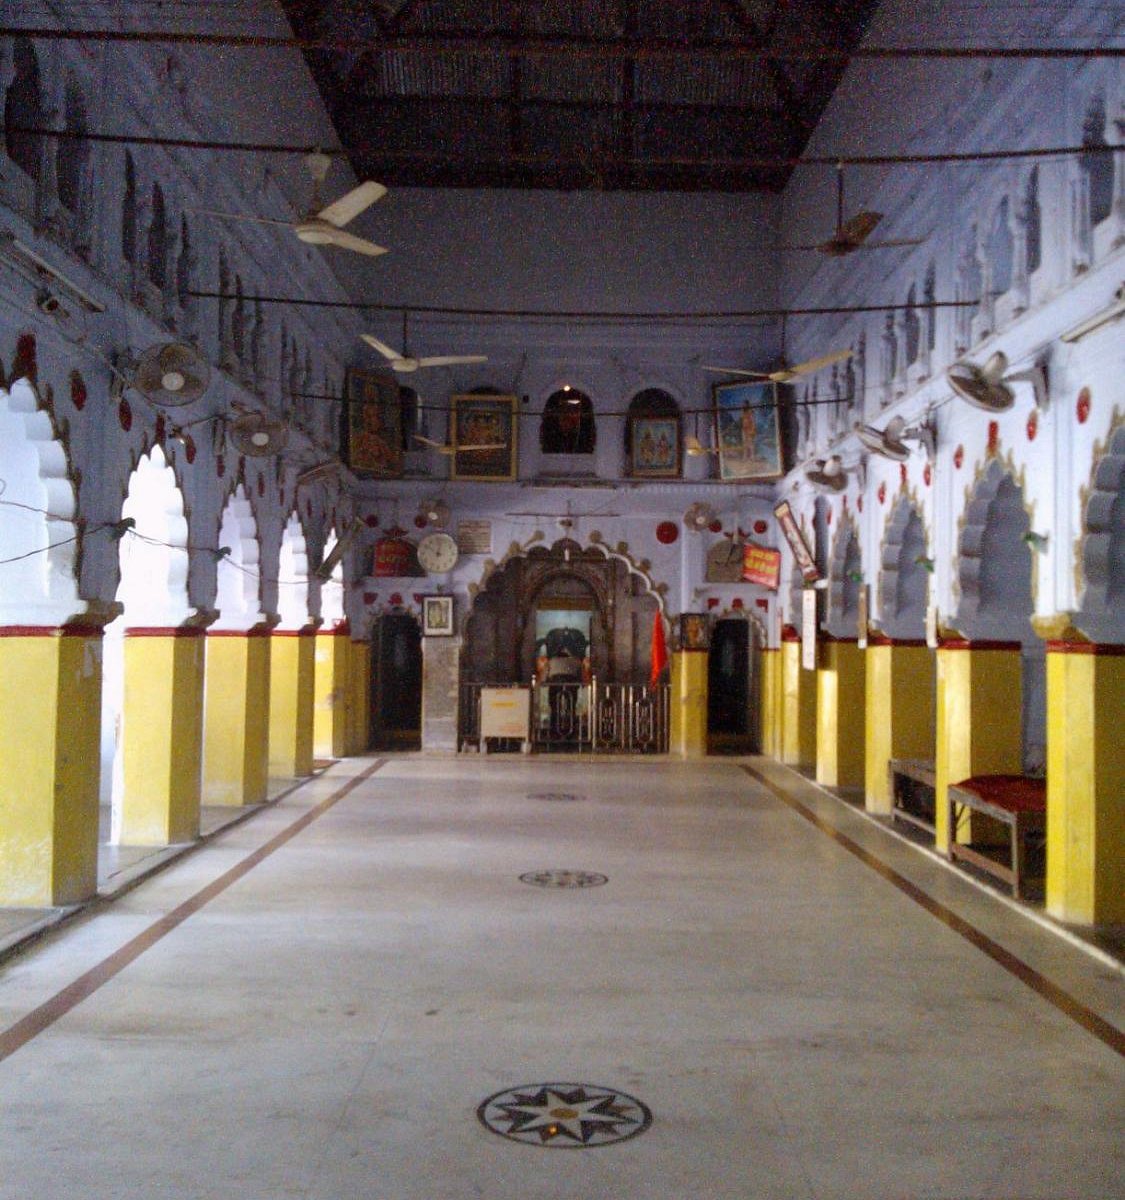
top-left (214, 483), bottom-right (263, 630)
top-left (0, 377), bottom-right (81, 624)
top-left (878, 496), bottom-right (929, 640)
top-left (277, 512), bottom-right (310, 629)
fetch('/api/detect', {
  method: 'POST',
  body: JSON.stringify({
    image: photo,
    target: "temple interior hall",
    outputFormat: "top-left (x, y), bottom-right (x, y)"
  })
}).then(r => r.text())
top-left (0, 1), bottom-right (1122, 1195)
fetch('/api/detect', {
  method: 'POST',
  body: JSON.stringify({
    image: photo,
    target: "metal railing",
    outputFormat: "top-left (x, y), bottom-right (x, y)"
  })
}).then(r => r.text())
top-left (459, 678), bottom-right (669, 754)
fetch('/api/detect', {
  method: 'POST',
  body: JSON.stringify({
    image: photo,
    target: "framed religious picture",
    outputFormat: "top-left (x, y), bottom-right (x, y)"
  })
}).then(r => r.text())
top-left (421, 594), bottom-right (454, 636)
top-left (678, 612), bottom-right (711, 651)
top-left (713, 379), bottom-right (783, 482)
top-left (630, 415), bottom-right (681, 478)
top-left (450, 394), bottom-right (518, 481)
top-left (344, 368), bottom-right (403, 478)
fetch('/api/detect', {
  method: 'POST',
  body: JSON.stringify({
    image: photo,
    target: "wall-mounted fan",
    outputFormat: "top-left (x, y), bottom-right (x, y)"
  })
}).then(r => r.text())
top-left (783, 166), bottom-right (925, 257)
top-left (361, 333), bottom-right (486, 374)
top-left (856, 415), bottom-right (936, 461)
top-left (946, 352), bottom-right (1048, 411)
top-left (702, 348), bottom-right (851, 383)
top-left (805, 456), bottom-right (849, 492)
top-left (229, 411), bottom-right (290, 457)
top-left (418, 498), bottom-right (451, 528)
top-left (683, 501), bottom-right (718, 531)
top-left (195, 150), bottom-right (388, 258)
top-left (132, 342), bottom-right (211, 407)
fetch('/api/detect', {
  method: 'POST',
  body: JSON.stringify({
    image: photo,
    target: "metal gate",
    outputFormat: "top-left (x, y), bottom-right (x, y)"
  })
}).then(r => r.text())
top-left (460, 679), bottom-right (669, 754)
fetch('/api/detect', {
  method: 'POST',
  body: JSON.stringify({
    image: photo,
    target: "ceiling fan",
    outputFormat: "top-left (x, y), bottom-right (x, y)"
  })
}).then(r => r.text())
top-left (414, 434), bottom-right (506, 455)
top-left (784, 165), bottom-right (926, 257)
top-left (195, 150), bottom-right (388, 258)
top-left (361, 334), bottom-right (487, 375)
top-left (702, 348), bottom-right (852, 383)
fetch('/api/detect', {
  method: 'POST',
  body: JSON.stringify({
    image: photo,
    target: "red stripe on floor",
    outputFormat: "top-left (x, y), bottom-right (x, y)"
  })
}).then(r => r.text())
top-left (0, 760), bottom-right (386, 1065)
top-left (740, 765), bottom-right (1125, 1059)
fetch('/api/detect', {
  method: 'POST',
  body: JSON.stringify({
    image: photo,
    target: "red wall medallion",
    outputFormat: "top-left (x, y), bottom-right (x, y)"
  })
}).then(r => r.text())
top-left (877, 482), bottom-right (887, 505)
top-left (953, 444), bottom-right (964, 469)
top-left (1076, 387), bottom-right (1091, 424)
top-left (118, 396), bottom-right (132, 431)
top-left (183, 433), bottom-right (197, 464)
top-left (753, 519), bottom-right (768, 535)
top-left (899, 462), bottom-right (908, 486)
top-left (1026, 409), bottom-right (1038, 441)
top-left (708, 519), bottom-right (723, 534)
top-left (923, 462), bottom-right (932, 487)
top-left (987, 420), bottom-right (1000, 456)
top-left (656, 520), bottom-right (678, 544)
top-left (364, 514), bottom-right (380, 528)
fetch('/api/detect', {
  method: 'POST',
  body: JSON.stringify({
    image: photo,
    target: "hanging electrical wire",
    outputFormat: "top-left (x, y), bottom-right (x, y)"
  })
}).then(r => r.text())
top-left (4, 122), bottom-right (1121, 172)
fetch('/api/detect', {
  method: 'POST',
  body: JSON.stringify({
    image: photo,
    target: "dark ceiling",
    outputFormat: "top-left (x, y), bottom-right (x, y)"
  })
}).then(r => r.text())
top-left (279, 0), bottom-right (879, 192)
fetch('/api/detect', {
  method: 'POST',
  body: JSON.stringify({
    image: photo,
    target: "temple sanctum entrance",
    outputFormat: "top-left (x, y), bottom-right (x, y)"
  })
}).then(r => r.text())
top-left (459, 538), bottom-right (668, 752)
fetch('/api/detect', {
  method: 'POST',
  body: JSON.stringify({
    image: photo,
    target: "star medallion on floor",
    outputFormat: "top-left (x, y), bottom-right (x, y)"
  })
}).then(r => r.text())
top-left (518, 869), bottom-right (608, 888)
top-left (477, 1083), bottom-right (653, 1147)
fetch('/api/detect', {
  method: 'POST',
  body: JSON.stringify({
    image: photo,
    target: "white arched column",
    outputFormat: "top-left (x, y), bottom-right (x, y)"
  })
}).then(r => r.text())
top-left (103, 445), bottom-right (202, 846)
top-left (202, 485), bottom-right (270, 806)
top-left (312, 527), bottom-right (350, 760)
top-left (268, 513), bottom-right (315, 779)
top-left (0, 377), bottom-right (99, 906)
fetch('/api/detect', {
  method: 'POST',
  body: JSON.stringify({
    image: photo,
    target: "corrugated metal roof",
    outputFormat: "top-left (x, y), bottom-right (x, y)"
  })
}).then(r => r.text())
top-left (284, 0), bottom-right (879, 192)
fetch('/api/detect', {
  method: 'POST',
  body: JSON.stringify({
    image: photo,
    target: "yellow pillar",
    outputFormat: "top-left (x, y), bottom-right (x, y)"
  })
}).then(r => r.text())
top-left (202, 629), bottom-right (270, 806)
top-left (670, 649), bottom-right (708, 757)
top-left (313, 626), bottom-right (350, 759)
top-left (934, 639), bottom-right (1022, 853)
top-left (349, 638), bottom-right (370, 754)
top-left (780, 632), bottom-right (817, 767)
top-left (119, 628), bottom-right (205, 845)
top-left (816, 638), bottom-right (866, 787)
top-left (0, 625), bottom-right (103, 906)
top-left (759, 647), bottom-right (782, 758)
top-left (864, 639), bottom-right (936, 814)
top-left (268, 628), bottom-right (315, 778)
top-left (1045, 643), bottom-right (1124, 925)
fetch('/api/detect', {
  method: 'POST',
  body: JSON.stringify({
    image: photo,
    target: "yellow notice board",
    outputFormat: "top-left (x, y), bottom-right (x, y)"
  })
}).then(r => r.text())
top-left (480, 687), bottom-right (531, 739)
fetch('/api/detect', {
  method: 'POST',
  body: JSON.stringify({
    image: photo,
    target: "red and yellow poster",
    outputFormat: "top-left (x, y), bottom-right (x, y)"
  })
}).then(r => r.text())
top-left (742, 543), bottom-right (781, 589)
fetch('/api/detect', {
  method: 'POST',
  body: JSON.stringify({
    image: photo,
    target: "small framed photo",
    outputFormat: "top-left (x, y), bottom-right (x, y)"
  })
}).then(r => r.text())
top-left (629, 415), bottom-right (681, 478)
top-left (450, 394), bottom-right (518, 481)
top-left (713, 379), bottom-right (783, 482)
top-left (421, 594), bottom-right (454, 636)
top-left (678, 612), bottom-right (711, 651)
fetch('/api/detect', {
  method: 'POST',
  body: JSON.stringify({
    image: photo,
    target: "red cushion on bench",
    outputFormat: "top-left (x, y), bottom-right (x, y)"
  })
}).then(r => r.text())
top-left (952, 775), bottom-right (1047, 814)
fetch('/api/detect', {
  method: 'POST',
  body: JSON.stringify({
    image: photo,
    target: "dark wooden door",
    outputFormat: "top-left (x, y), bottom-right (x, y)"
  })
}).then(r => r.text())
top-left (372, 614), bottom-right (422, 748)
top-left (708, 619), bottom-right (752, 751)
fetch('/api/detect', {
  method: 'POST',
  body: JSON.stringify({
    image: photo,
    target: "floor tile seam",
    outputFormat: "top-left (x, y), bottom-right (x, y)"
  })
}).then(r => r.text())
top-left (759, 758), bottom-right (1125, 978)
top-left (0, 760), bottom-right (389, 1066)
top-left (740, 763), bottom-right (1125, 1059)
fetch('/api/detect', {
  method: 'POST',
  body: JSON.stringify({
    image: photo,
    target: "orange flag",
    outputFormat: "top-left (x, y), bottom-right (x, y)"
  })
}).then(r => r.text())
top-left (650, 610), bottom-right (669, 687)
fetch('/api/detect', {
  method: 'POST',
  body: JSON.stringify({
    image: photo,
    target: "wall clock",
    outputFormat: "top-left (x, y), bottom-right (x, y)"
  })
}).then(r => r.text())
top-left (417, 531), bottom-right (459, 574)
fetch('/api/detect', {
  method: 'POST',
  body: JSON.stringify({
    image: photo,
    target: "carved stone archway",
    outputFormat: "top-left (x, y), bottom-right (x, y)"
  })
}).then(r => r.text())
top-left (462, 537), bottom-right (661, 685)
top-left (878, 496), bottom-right (929, 640)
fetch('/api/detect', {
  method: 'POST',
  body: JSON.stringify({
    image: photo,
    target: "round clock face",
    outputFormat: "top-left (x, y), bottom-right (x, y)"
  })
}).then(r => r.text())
top-left (417, 531), bottom-right (459, 574)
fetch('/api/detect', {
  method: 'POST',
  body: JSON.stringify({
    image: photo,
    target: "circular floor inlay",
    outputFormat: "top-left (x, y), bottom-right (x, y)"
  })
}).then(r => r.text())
top-left (518, 869), bottom-right (608, 889)
top-left (477, 1083), bottom-right (653, 1148)
top-left (527, 792), bottom-right (585, 802)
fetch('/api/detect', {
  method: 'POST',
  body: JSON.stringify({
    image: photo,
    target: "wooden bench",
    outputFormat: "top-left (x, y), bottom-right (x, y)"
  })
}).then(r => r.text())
top-left (889, 758), bottom-right (937, 835)
top-left (947, 775), bottom-right (1047, 900)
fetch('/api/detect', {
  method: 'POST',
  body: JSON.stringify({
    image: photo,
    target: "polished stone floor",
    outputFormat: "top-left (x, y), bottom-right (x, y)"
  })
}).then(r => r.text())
top-left (0, 756), bottom-right (1121, 1199)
